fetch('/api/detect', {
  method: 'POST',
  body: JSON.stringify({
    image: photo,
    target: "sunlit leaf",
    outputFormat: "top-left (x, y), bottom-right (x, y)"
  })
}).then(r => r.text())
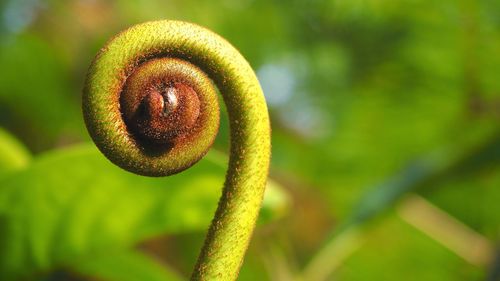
top-left (0, 127), bottom-right (30, 178)
top-left (74, 250), bottom-right (183, 281)
top-left (0, 143), bottom-right (288, 280)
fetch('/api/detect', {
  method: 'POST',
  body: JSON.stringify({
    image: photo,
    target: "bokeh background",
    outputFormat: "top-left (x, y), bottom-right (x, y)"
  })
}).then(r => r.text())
top-left (0, 0), bottom-right (499, 280)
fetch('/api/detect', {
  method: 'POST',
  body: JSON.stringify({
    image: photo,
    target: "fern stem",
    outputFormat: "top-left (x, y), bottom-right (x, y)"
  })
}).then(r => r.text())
top-left (83, 20), bottom-right (271, 281)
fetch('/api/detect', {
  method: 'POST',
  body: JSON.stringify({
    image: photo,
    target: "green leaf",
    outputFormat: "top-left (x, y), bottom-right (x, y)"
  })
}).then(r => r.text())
top-left (0, 143), bottom-right (288, 280)
top-left (0, 127), bottom-right (30, 177)
top-left (421, 169), bottom-right (500, 240)
top-left (74, 250), bottom-right (183, 281)
top-left (0, 35), bottom-right (83, 150)
top-left (335, 212), bottom-right (484, 281)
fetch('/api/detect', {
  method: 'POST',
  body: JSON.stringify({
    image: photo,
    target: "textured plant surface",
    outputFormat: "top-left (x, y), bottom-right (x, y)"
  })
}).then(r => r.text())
top-left (83, 20), bottom-right (271, 280)
top-left (2, 2), bottom-right (499, 281)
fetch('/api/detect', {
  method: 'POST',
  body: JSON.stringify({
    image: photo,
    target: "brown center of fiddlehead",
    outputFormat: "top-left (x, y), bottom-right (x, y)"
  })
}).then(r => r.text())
top-left (120, 58), bottom-right (202, 145)
top-left (123, 81), bottom-right (200, 144)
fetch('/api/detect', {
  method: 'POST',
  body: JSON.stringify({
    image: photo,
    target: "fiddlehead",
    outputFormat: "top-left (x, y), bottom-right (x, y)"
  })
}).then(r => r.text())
top-left (82, 20), bottom-right (271, 280)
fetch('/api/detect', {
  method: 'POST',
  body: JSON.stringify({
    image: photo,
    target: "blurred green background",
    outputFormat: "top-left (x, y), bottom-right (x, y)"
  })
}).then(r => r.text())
top-left (0, 0), bottom-right (499, 280)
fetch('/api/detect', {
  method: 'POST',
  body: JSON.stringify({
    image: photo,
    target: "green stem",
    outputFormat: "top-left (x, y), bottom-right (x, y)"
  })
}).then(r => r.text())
top-left (83, 20), bottom-right (271, 280)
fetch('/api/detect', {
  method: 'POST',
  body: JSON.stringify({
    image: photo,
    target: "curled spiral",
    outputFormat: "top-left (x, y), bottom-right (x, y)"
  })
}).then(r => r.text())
top-left (82, 20), bottom-right (271, 281)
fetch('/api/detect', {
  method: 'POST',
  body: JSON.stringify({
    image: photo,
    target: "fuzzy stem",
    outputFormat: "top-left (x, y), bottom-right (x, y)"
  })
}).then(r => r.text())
top-left (83, 20), bottom-right (271, 280)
